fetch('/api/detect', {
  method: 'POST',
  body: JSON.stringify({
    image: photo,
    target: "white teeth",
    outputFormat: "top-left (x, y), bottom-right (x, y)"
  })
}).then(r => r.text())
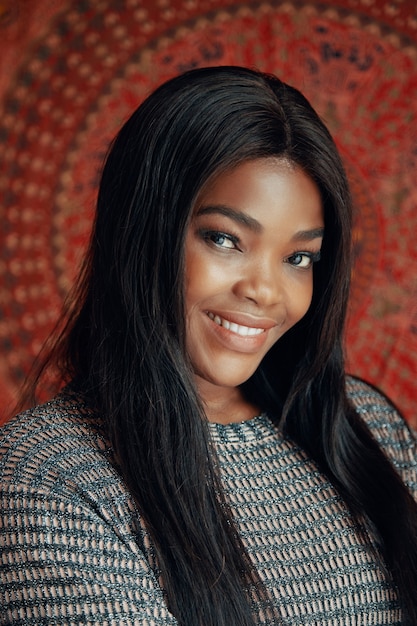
top-left (207, 312), bottom-right (264, 336)
top-left (247, 326), bottom-right (263, 336)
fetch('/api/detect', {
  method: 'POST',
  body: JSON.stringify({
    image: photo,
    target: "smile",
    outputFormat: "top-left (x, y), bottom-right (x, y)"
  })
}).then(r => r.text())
top-left (207, 312), bottom-right (265, 336)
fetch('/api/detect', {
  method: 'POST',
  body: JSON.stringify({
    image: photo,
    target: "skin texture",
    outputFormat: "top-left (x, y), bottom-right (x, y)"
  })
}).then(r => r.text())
top-left (184, 158), bottom-right (324, 424)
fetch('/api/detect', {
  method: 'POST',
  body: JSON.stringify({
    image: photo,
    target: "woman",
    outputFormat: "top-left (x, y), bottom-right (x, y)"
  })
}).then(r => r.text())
top-left (1, 66), bottom-right (416, 625)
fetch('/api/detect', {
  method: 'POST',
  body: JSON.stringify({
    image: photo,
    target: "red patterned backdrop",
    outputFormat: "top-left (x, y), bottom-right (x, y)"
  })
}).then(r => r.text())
top-left (0, 0), bottom-right (416, 425)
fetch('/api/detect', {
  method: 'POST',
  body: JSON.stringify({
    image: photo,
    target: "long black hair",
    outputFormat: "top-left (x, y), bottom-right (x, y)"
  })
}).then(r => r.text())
top-left (29, 66), bottom-right (417, 624)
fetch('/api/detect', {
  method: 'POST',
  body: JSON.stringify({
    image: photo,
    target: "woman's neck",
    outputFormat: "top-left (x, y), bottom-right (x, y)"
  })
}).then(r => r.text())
top-left (195, 377), bottom-right (260, 425)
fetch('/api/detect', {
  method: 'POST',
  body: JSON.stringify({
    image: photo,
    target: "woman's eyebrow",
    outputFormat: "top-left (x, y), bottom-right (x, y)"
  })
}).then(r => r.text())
top-left (291, 227), bottom-right (324, 242)
top-left (195, 206), bottom-right (324, 242)
top-left (195, 205), bottom-right (262, 232)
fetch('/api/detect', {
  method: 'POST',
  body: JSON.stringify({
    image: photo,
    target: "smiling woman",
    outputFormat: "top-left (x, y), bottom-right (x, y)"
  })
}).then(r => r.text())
top-left (1, 66), bottom-right (417, 626)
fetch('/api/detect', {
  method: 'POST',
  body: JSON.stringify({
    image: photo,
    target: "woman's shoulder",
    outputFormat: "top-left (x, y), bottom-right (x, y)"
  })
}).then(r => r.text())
top-left (0, 388), bottom-right (115, 497)
top-left (346, 375), bottom-right (414, 436)
top-left (0, 392), bottom-right (176, 624)
top-left (346, 375), bottom-right (417, 497)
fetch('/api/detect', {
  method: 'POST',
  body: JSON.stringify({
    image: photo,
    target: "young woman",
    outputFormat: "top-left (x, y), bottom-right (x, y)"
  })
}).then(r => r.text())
top-left (1, 66), bottom-right (416, 626)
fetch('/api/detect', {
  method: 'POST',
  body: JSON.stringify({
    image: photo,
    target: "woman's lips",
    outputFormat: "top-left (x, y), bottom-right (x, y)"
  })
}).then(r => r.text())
top-left (203, 310), bottom-right (279, 354)
top-left (207, 312), bottom-right (265, 337)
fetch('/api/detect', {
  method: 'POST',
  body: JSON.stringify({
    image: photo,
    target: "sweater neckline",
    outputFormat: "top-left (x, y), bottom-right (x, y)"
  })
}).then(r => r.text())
top-left (208, 414), bottom-right (279, 444)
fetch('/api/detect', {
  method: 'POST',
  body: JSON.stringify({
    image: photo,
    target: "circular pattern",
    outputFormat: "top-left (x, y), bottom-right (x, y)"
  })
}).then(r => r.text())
top-left (1, 0), bottom-right (416, 423)
top-left (0, 1), bottom-right (20, 28)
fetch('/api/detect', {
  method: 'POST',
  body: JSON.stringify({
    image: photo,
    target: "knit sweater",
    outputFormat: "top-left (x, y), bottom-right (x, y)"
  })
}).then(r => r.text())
top-left (1, 377), bottom-right (416, 625)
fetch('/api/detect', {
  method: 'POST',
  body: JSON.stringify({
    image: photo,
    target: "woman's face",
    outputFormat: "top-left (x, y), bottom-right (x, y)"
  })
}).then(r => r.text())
top-left (184, 158), bottom-right (324, 400)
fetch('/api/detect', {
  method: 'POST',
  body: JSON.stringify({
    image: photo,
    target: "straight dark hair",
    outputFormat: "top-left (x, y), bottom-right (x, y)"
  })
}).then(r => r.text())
top-left (26, 66), bottom-right (417, 624)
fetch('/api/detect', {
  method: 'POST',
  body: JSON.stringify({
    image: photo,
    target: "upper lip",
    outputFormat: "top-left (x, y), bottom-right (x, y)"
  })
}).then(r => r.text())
top-left (205, 310), bottom-right (279, 330)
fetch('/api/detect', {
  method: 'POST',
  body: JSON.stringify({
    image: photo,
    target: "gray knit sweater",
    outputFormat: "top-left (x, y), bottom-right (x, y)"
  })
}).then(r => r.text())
top-left (1, 377), bottom-right (416, 625)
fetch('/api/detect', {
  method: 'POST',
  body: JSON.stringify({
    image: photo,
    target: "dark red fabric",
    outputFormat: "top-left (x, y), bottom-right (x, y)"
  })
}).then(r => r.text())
top-left (0, 0), bottom-right (416, 425)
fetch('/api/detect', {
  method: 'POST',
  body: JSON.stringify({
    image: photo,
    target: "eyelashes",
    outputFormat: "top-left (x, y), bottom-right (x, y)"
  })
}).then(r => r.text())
top-left (198, 229), bottom-right (322, 269)
top-left (286, 250), bottom-right (321, 269)
top-left (200, 230), bottom-right (241, 250)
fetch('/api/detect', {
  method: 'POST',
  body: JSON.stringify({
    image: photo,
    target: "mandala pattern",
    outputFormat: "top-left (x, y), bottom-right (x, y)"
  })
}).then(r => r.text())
top-left (0, 0), bottom-right (416, 424)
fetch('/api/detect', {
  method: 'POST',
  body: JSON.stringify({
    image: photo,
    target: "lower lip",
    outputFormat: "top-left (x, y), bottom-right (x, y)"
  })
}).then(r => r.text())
top-left (205, 314), bottom-right (272, 353)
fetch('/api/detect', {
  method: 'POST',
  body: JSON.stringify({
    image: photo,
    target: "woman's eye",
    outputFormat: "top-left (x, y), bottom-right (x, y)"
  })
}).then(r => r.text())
top-left (287, 251), bottom-right (321, 269)
top-left (205, 231), bottom-right (238, 249)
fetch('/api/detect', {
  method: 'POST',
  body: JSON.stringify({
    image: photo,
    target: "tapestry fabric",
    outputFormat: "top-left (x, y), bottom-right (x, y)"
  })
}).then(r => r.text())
top-left (0, 0), bottom-right (416, 425)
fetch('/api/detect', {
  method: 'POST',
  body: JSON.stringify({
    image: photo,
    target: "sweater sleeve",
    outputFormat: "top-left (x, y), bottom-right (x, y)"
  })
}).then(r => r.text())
top-left (346, 376), bottom-right (417, 501)
top-left (0, 484), bottom-right (178, 625)
top-left (0, 393), bottom-right (178, 626)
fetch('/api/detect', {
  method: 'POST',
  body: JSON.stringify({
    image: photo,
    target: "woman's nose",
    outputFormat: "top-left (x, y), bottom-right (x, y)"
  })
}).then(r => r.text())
top-left (233, 260), bottom-right (283, 308)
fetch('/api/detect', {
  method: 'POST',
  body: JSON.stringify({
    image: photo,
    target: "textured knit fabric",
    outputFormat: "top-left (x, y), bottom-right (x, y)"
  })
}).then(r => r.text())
top-left (0, 377), bottom-right (416, 625)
